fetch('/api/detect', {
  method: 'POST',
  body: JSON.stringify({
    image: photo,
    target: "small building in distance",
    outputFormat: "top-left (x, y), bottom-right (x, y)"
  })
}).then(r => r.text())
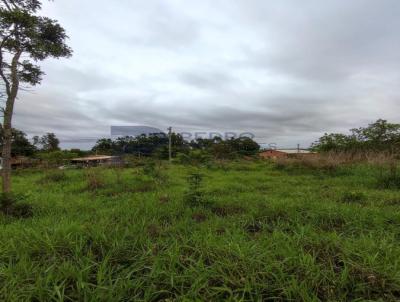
top-left (259, 149), bottom-right (316, 160)
top-left (71, 155), bottom-right (122, 167)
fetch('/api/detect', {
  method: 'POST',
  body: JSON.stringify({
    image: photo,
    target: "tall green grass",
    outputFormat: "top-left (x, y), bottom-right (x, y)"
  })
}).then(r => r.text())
top-left (0, 161), bottom-right (400, 301)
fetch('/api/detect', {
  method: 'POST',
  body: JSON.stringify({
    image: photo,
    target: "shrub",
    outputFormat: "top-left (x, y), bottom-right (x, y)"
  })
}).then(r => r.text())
top-left (37, 150), bottom-right (79, 167)
top-left (123, 155), bottom-right (146, 168)
top-left (176, 150), bottom-right (212, 166)
top-left (142, 161), bottom-right (157, 176)
top-left (183, 172), bottom-right (209, 207)
top-left (142, 160), bottom-right (167, 185)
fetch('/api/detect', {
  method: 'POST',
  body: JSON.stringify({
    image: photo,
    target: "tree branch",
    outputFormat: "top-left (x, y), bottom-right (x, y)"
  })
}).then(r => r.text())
top-left (1, 0), bottom-right (12, 11)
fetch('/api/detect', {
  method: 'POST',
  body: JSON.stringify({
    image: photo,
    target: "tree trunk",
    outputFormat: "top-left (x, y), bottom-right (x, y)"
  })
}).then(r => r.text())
top-left (2, 113), bottom-right (12, 194)
top-left (1, 50), bottom-right (21, 195)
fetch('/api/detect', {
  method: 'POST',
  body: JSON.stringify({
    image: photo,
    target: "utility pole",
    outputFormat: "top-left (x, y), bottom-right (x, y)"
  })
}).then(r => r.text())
top-left (168, 127), bottom-right (172, 162)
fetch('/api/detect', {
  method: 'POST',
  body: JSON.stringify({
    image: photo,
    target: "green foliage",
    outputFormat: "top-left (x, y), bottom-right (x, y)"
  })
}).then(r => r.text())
top-left (93, 133), bottom-right (189, 158)
top-left (176, 149), bottom-right (212, 166)
top-left (183, 171), bottom-right (208, 207)
top-left (190, 136), bottom-right (260, 159)
top-left (0, 127), bottom-right (35, 156)
top-left (0, 0), bottom-right (72, 194)
top-left (142, 160), bottom-right (163, 180)
top-left (227, 137), bottom-right (260, 156)
top-left (33, 133), bottom-right (60, 152)
top-left (91, 138), bottom-right (114, 155)
top-left (0, 0), bottom-right (72, 86)
top-left (36, 150), bottom-right (79, 165)
top-left (312, 119), bottom-right (400, 153)
top-left (93, 134), bottom-right (260, 161)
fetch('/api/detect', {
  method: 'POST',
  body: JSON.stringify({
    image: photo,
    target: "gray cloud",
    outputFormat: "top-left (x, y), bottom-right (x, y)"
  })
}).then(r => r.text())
top-left (8, 0), bottom-right (400, 149)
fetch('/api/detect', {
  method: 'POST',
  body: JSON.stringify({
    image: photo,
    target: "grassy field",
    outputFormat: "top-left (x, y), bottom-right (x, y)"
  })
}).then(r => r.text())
top-left (1, 160), bottom-right (400, 301)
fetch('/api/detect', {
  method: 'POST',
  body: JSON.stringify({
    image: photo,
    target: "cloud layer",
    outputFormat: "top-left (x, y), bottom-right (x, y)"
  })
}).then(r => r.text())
top-left (12, 0), bottom-right (400, 148)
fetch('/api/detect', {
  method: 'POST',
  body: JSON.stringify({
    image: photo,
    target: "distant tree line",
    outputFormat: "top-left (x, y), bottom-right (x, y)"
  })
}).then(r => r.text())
top-left (311, 119), bottom-right (400, 153)
top-left (0, 127), bottom-right (61, 157)
top-left (92, 133), bottom-right (260, 159)
top-left (1, 128), bottom-right (260, 161)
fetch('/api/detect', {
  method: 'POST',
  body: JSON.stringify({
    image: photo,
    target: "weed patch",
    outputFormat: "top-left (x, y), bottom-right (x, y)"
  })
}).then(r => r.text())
top-left (183, 172), bottom-right (210, 207)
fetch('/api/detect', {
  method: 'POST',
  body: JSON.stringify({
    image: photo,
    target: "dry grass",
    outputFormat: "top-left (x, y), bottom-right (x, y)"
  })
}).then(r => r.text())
top-left (275, 151), bottom-right (398, 173)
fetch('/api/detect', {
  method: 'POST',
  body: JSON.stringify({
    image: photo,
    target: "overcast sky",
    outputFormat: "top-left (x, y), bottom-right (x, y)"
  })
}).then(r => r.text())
top-left (13, 0), bottom-right (400, 149)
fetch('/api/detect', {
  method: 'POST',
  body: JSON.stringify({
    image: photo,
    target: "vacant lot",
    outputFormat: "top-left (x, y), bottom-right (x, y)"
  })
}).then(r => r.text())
top-left (1, 160), bottom-right (400, 301)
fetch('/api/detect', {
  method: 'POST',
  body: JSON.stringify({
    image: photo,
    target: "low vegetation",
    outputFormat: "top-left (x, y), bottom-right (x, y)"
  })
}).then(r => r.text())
top-left (1, 158), bottom-right (400, 301)
top-left (312, 119), bottom-right (400, 153)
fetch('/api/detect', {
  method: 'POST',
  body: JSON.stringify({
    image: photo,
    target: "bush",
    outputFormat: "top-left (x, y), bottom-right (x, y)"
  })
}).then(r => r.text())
top-left (183, 172), bottom-right (209, 207)
top-left (176, 150), bottom-right (212, 166)
top-left (123, 155), bottom-right (146, 168)
top-left (142, 161), bottom-right (158, 176)
top-left (37, 150), bottom-right (80, 167)
top-left (141, 160), bottom-right (167, 185)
